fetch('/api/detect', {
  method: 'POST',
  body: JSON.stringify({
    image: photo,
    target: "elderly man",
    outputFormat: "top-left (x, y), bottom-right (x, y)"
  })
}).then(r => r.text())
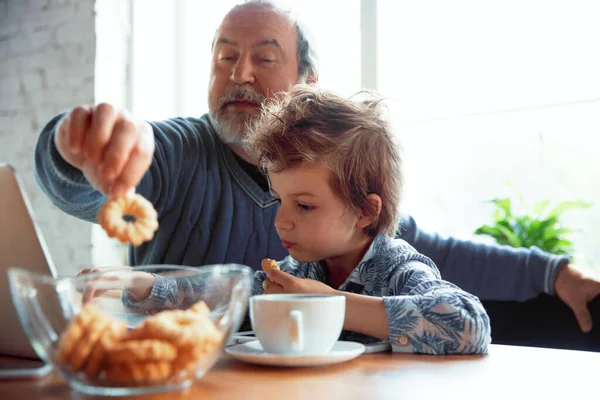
top-left (34, 1), bottom-right (599, 347)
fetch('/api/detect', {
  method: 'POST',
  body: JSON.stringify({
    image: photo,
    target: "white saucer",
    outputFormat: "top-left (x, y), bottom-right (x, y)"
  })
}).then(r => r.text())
top-left (225, 340), bottom-right (366, 367)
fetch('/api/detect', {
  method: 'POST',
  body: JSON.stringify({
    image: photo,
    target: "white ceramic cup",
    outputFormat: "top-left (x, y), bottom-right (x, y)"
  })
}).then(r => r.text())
top-left (249, 294), bottom-right (346, 355)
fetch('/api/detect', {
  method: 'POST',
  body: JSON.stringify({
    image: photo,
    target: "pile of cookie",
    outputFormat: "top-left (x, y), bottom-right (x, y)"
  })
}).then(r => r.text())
top-left (56, 301), bottom-right (223, 387)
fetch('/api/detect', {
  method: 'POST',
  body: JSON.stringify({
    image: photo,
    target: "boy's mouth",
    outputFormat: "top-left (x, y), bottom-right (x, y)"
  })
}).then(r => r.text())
top-left (281, 240), bottom-right (296, 249)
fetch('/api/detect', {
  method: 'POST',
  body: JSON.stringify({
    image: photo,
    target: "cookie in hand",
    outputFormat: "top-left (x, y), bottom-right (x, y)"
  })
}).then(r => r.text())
top-left (261, 258), bottom-right (280, 272)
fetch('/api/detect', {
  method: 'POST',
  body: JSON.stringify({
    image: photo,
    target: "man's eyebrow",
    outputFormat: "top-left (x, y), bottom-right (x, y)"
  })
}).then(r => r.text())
top-left (255, 39), bottom-right (281, 49)
top-left (215, 36), bottom-right (236, 46)
top-left (214, 37), bottom-right (282, 50)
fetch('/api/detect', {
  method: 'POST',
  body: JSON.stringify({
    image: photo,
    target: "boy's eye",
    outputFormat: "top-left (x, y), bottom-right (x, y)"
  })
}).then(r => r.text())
top-left (297, 203), bottom-right (314, 211)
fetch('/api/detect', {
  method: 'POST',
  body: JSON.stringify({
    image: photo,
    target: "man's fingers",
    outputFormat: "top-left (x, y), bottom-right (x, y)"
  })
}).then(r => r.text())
top-left (85, 103), bottom-right (118, 164)
top-left (55, 114), bottom-right (71, 152)
top-left (68, 105), bottom-right (93, 154)
top-left (98, 118), bottom-right (138, 182)
top-left (55, 104), bottom-right (153, 197)
top-left (571, 302), bottom-right (593, 333)
top-left (109, 140), bottom-right (153, 197)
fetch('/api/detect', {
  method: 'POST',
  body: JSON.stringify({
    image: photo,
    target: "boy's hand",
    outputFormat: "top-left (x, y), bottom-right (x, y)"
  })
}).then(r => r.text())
top-left (54, 103), bottom-right (154, 197)
top-left (263, 269), bottom-right (334, 295)
top-left (77, 266), bottom-right (155, 303)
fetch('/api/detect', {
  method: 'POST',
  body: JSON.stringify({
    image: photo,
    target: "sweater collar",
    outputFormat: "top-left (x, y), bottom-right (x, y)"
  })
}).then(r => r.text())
top-left (207, 116), bottom-right (278, 209)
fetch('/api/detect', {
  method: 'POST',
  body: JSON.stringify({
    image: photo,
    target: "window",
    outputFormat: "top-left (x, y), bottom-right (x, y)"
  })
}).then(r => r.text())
top-left (378, 0), bottom-right (600, 266)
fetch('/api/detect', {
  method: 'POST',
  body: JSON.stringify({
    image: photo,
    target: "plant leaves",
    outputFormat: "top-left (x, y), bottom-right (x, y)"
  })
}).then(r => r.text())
top-left (547, 239), bottom-right (574, 255)
top-left (546, 201), bottom-right (592, 219)
top-left (542, 226), bottom-right (572, 241)
top-left (474, 193), bottom-right (592, 257)
top-left (474, 225), bottom-right (502, 238)
top-left (533, 199), bottom-right (552, 219)
top-left (491, 198), bottom-right (512, 220)
top-left (528, 218), bottom-right (557, 243)
top-left (495, 224), bottom-right (522, 248)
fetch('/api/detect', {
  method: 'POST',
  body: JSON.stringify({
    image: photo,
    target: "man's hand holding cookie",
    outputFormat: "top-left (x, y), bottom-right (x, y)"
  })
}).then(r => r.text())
top-left (54, 103), bottom-right (154, 197)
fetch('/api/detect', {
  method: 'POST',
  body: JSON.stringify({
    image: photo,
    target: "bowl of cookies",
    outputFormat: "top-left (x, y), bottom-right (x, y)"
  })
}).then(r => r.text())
top-left (8, 264), bottom-right (253, 396)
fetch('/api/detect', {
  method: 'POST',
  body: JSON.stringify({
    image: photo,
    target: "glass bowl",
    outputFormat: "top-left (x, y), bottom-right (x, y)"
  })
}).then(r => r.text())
top-left (8, 264), bottom-right (252, 397)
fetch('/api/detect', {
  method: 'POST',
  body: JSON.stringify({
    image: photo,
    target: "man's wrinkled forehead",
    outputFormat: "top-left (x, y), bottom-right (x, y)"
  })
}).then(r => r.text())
top-left (215, 5), bottom-right (297, 49)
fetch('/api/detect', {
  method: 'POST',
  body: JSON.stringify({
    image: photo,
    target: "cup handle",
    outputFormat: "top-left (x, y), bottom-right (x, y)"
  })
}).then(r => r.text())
top-left (289, 310), bottom-right (303, 352)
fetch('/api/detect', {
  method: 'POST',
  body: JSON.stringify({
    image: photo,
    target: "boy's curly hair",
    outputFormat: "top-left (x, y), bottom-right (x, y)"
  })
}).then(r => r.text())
top-left (244, 84), bottom-right (403, 237)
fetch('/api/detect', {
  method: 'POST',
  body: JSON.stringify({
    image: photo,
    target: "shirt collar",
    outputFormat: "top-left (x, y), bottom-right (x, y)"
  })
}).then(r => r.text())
top-left (338, 235), bottom-right (389, 291)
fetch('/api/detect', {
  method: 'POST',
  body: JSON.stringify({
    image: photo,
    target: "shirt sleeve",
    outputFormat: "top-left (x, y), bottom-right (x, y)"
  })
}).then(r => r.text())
top-left (120, 271), bottom-right (227, 314)
top-left (397, 215), bottom-right (570, 301)
top-left (34, 112), bottom-right (106, 222)
top-left (382, 261), bottom-right (492, 354)
top-left (120, 274), bottom-right (193, 313)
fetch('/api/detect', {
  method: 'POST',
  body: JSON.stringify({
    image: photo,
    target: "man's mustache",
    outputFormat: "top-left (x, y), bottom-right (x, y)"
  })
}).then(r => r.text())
top-left (218, 85), bottom-right (265, 109)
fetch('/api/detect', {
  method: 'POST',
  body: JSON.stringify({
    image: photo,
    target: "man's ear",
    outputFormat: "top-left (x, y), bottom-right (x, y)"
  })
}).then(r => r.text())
top-left (357, 194), bottom-right (382, 229)
top-left (306, 74), bottom-right (318, 85)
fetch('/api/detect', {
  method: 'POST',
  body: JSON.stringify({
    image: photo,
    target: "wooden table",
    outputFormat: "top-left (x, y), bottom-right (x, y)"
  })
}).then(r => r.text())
top-left (0, 344), bottom-right (597, 399)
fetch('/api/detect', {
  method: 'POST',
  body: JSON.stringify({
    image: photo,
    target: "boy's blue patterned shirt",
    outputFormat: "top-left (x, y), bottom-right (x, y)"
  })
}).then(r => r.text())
top-left (125, 235), bottom-right (491, 355)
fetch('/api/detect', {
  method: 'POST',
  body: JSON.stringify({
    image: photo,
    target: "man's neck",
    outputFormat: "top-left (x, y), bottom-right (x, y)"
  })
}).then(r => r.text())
top-left (227, 143), bottom-right (270, 192)
top-left (228, 143), bottom-right (257, 166)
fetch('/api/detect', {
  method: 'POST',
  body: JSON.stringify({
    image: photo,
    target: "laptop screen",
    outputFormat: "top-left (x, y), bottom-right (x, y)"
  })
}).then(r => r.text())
top-left (0, 164), bottom-right (56, 359)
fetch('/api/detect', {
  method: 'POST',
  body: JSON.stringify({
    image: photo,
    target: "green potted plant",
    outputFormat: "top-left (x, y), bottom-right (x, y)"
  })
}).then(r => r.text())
top-left (474, 194), bottom-right (591, 257)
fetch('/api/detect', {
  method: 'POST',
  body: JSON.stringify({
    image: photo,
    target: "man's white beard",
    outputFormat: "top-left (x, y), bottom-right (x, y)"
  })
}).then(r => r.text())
top-left (210, 84), bottom-right (266, 144)
top-left (211, 113), bottom-right (252, 144)
top-left (211, 110), bottom-right (255, 145)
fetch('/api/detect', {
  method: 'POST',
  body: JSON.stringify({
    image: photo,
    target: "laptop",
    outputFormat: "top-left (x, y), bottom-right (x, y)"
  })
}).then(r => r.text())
top-left (0, 164), bottom-right (55, 378)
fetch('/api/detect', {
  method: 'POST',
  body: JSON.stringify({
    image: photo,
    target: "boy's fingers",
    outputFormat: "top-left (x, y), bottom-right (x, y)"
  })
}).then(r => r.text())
top-left (266, 269), bottom-right (294, 287)
top-left (263, 279), bottom-right (283, 294)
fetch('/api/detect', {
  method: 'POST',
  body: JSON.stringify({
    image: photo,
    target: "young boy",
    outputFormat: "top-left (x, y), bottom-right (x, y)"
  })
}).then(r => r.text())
top-left (242, 84), bottom-right (491, 354)
top-left (122, 85), bottom-right (491, 355)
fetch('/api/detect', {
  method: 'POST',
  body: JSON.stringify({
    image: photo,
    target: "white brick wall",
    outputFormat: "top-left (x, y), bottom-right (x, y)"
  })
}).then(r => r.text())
top-left (0, 0), bottom-right (96, 277)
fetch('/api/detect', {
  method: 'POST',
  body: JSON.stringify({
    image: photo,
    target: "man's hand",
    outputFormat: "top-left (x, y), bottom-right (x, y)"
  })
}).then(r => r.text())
top-left (55, 103), bottom-right (155, 197)
top-left (554, 263), bottom-right (600, 333)
top-left (262, 269), bottom-right (335, 295)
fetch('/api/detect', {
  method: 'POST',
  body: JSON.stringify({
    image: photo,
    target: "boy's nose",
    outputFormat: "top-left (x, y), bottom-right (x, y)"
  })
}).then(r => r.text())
top-left (274, 206), bottom-right (294, 231)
